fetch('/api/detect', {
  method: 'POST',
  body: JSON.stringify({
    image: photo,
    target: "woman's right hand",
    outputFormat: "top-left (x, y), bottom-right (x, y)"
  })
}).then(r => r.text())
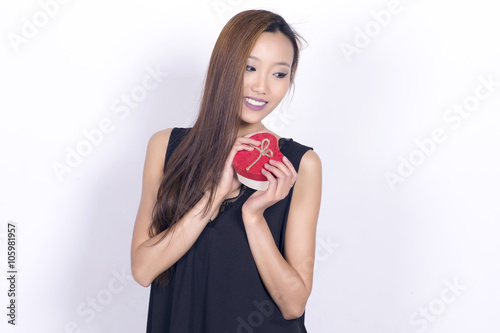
top-left (214, 136), bottom-right (261, 201)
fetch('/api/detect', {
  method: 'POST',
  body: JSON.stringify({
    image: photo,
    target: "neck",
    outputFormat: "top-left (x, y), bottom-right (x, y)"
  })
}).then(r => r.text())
top-left (237, 121), bottom-right (267, 137)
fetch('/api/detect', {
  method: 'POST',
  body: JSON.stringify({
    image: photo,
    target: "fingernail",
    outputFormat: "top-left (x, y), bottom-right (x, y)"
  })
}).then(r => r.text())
top-left (283, 156), bottom-right (289, 162)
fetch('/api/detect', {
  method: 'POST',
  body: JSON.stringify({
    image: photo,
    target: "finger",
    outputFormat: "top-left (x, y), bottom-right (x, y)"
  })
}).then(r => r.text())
top-left (268, 160), bottom-right (296, 190)
top-left (266, 159), bottom-right (297, 195)
top-left (265, 164), bottom-right (291, 196)
top-left (270, 173), bottom-right (290, 200)
top-left (223, 147), bottom-right (247, 171)
top-left (225, 144), bottom-right (255, 170)
top-left (281, 156), bottom-right (297, 177)
top-left (225, 138), bottom-right (258, 166)
top-left (232, 143), bottom-right (255, 152)
top-left (261, 168), bottom-right (278, 192)
top-left (235, 136), bottom-right (261, 147)
top-left (281, 156), bottom-right (298, 185)
top-left (268, 159), bottom-right (292, 178)
top-left (264, 162), bottom-right (286, 179)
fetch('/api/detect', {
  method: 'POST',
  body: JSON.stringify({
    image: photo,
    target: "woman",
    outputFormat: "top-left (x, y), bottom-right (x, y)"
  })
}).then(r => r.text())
top-left (131, 9), bottom-right (322, 332)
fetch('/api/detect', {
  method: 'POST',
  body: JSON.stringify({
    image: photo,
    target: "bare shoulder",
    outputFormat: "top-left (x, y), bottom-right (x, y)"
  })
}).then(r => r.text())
top-left (289, 149), bottom-right (322, 209)
top-left (298, 149), bottom-right (322, 175)
top-left (146, 128), bottom-right (173, 158)
top-left (143, 128), bottom-right (173, 175)
top-left (290, 149), bottom-right (322, 209)
top-left (148, 128), bottom-right (173, 150)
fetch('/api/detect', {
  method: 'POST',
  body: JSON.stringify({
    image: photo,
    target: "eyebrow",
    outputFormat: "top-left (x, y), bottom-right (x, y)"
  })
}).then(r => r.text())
top-left (248, 55), bottom-right (291, 68)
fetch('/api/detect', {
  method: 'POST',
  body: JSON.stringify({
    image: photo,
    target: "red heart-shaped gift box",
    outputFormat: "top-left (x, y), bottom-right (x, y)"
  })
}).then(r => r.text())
top-left (232, 132), bottom-right (284, 191)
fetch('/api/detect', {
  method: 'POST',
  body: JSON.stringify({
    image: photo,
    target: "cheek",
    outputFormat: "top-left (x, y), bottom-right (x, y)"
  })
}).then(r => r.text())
top-left (275, 81), bottom-right (290, 100)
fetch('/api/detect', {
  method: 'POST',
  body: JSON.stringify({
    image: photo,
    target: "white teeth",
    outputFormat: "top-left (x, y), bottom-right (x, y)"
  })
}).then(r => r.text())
top-left (245, 97), bottom-right (266, 106)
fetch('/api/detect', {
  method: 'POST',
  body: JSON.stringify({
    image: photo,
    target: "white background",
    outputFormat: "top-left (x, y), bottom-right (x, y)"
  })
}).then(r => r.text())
top-left (1, 0), bottom-right (499, 332)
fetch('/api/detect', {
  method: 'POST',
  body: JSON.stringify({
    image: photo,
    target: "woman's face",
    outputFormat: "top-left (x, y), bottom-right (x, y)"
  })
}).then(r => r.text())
top-left (240, 31), bottom-right (295, 125)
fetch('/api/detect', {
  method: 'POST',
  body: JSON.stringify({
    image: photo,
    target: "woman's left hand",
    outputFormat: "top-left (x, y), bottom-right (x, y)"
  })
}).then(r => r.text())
top-left (241, 155), bottom-right (297, 220)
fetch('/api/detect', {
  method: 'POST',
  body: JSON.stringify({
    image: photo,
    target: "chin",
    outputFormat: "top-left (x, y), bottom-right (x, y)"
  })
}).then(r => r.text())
top-left (240, 114), bottom-right (266, 125)
top-left (240, 109), bottom-right (273, 125)
top-left (239, 118), bottom-right (262, 126)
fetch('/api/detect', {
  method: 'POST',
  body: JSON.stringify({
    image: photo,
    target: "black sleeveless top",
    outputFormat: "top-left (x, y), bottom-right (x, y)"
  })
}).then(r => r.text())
top-left (146, 128), bottom-right (313, 332)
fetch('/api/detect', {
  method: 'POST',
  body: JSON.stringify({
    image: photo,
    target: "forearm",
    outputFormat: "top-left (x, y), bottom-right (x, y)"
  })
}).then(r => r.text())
top-left (132, 193), bottom-right (222, 287)
top-left (242, 213), bottom-right (309, 320)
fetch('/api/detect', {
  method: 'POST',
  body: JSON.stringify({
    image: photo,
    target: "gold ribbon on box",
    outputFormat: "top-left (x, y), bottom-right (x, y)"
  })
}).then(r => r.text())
top-left (246, 138), bottom-right (273, 171)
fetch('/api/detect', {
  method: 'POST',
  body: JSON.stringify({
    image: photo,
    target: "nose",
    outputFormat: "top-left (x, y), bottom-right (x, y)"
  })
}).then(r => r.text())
top-left (250, 73), bottom-right (268, 95)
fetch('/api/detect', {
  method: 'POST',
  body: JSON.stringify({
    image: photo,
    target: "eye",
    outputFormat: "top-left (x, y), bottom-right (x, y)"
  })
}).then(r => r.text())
top-left (246, 65), bottom-right (256, 72)
top-left (274, 72), bottom-right (289, 79)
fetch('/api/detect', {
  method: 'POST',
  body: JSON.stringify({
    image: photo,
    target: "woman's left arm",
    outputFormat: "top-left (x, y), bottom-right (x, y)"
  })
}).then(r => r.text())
top-left (241, 150), bottom-right (322, 320)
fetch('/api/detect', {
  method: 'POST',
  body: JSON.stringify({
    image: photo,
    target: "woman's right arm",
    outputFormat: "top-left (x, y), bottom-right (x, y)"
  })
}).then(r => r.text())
top-left (130, 129), bottom-right (260, 287)
top-left (130, 129), bottom-right (218, 287)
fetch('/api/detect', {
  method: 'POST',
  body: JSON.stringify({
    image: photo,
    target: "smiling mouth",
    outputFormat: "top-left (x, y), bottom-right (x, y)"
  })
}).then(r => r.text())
top-left (244, 97), bottom-right (267, 107)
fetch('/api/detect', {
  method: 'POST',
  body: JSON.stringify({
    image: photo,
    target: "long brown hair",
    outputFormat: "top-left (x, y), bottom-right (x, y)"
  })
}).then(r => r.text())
top-left (149, 10), bottom-right (304, 287)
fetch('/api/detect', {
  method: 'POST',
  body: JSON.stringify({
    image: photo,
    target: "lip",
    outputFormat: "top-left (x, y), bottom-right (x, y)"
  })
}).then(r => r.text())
top-left (243, 96), bottom-right (268, 111)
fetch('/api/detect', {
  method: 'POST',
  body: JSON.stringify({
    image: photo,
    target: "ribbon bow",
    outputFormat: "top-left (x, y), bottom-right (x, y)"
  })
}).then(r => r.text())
top-left (246, 138), bottom-right (274, 171)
